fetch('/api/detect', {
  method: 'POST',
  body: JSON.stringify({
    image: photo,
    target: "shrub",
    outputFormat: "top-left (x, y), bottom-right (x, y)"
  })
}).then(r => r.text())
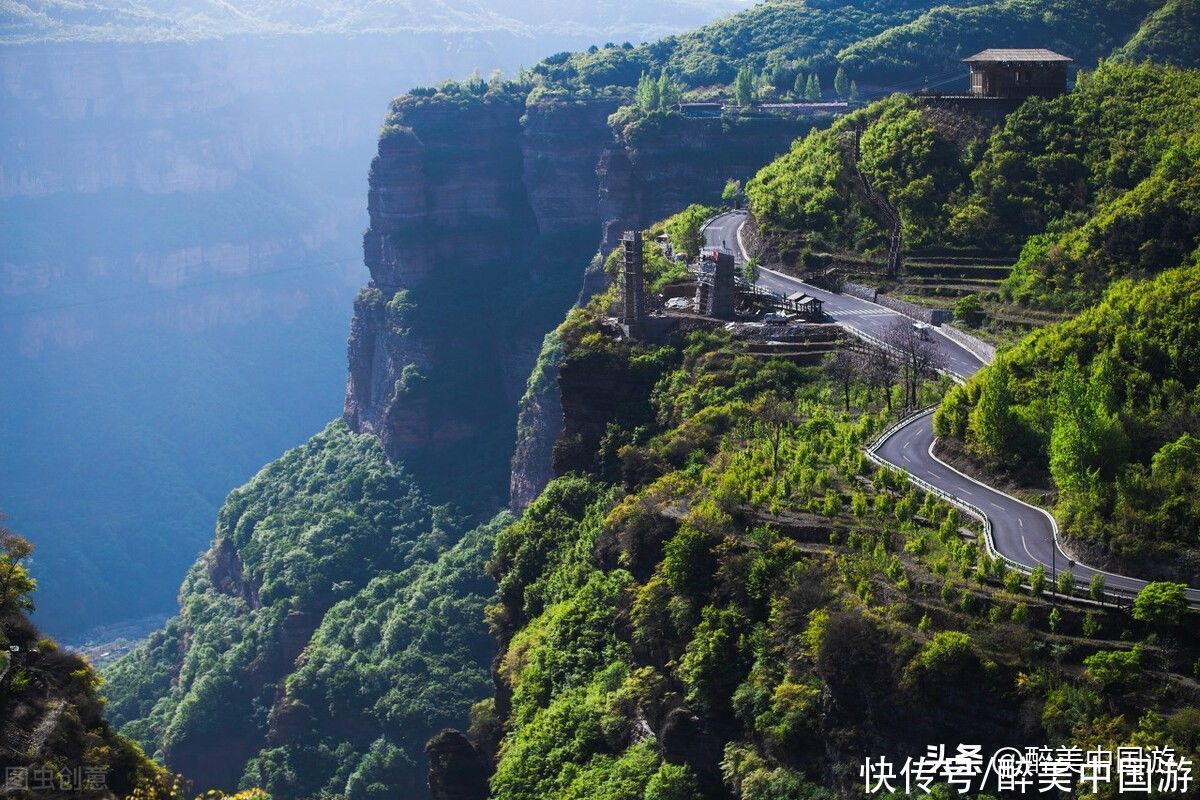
top-left (1029, 565), bottom-right (1046, 596)
top-left (1084, 646), bottom-right (1143, 689)
top-left (645, 762), bottom-right (701, 800)
top-left (1132, 582), bottom-right (1188, 627)
top-left (953, 294), bottom-right (985, 327)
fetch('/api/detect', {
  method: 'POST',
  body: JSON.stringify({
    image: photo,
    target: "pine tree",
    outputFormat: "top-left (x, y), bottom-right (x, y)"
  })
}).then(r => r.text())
top-left (792, 73), bottom-right (806, 99)
top-left (636, 72), bottom-right (658, 111)
top-left (850, 80), bottom-right (860, 102)
top-left (657, 69), bottom-right (681, 109)
top-left (834, 66), bottom-right (850, 98)
top-left (805, 74), bottom-right (821, 101)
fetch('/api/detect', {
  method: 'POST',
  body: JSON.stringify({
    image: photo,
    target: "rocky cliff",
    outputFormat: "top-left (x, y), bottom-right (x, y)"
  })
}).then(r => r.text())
top-left (343, 92), bottom-right (615, 509)
top-left (343, 88), bottom-right (811, 511)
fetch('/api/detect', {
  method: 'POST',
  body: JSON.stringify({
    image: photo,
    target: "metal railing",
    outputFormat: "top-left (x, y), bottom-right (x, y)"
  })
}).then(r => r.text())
top-left (864, 407), bottom-right (1141, 608)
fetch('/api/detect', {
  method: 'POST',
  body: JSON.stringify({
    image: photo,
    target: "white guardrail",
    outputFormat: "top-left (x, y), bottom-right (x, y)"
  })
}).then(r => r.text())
top-left (864, 407), bottom-right (1140, 608)
top-left (835, 322), bottom-right (970, 386)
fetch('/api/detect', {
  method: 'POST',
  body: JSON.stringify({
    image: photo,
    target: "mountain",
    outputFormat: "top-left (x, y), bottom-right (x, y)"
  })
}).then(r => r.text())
top-left (937, 255), bottom-right (1200, 583)
top-left (98, 422), bottom-right (507, 797)
top-left (0, 526), bottom-right (176, 798)
top-left (468, 243), bottom-right (1200, 799)
top-left (0, 3), bottom-right (748, 641)
top-left (0, 0), bottom-right (751, 43)
top-left (94, 0), bottom-right (1200, 797)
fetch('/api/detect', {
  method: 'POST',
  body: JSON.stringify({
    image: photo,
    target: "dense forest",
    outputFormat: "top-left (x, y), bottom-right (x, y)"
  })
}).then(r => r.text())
top-left (527, 0), bottom-right (1166, 95)
top-left (0, 520), bottom-right (274, 798)
top-left (748, 60), bottom-right (1200, 309)
top-left (102, 425), bottom-right (504, 797)
top-left (936, 256), bottom-right (1200, 580)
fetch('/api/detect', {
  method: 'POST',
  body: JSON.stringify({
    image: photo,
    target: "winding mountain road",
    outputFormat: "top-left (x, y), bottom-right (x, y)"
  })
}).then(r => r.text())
top-left (703, 210), bottom-right (1200, 605)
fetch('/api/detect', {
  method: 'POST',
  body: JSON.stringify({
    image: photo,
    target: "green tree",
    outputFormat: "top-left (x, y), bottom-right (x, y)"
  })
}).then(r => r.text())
top-left (850, 80), bottom-right (859, 101)
top-left (792, 73), bottom-right (806, 99)
top-left (1056, 569), bottom-right (1074, 597)
top-left (953, 293), bottom-right (984, 326)
top-left (657, 69), bottom-right (682, 109)
top-left (1132, 581), bottom-right (1188, 627)
top-left (1089, 573), bottom-right (1107, 603)
top-left (636, 71), bottom-right (661, 112)
top-left (834, 66), bottom-right (850, 98)
top-left (664, 204), bottom-right (717, 259)
top-left (805, 74), bottom-right (821, 101)
top-left (1029, 564), bottom-right (1046, 596)
top-left (733, 67), bottom-right (756, 108)
top-left (645, 763), bottom-right (701, 800)
top-left (742, 258), bottom-right (760, 285)
top-left (1049, 356), bottom-right (1128, 495)
top-left (722, 178), bottom-right (742, 209)
top-left (969, 360), bottom-right (1018, 459)
top-left (0, 520), bottom-right (36, 616)
top-left (1048, 607), bottom-right (1062, 632)
top-left (755, 392), bottom-right (797, 474)
top-left (1084, 646), bottom-right (1143, 689)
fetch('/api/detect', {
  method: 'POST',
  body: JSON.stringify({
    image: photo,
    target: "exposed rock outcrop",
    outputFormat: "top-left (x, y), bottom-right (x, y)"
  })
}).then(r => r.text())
top-left (344, 90), bottom-right (815, 511)
top-left (426, 729), bottom-right (490, 800)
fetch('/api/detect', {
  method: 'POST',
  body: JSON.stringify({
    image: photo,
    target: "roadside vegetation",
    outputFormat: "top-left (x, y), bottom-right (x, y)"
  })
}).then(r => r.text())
top-left (936, 256), bottom-right (1200, 576)
top-left (474, 278), bottom-right (1200, 800)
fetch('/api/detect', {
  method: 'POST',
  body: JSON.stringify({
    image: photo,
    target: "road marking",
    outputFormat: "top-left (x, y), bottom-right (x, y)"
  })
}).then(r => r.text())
top-left (1018, 518), bottom-right (1024, 530)
top-left (1021, 535), bottom-right (1040, 565)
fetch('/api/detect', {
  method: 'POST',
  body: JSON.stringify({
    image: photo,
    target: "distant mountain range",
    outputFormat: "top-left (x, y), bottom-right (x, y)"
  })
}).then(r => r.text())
top-left (0, 0), bottom-right (751, 43)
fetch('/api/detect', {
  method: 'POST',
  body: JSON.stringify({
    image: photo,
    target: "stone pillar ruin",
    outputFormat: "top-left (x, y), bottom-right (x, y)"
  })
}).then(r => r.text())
top-left (620, 230), bottom-right (646, 335)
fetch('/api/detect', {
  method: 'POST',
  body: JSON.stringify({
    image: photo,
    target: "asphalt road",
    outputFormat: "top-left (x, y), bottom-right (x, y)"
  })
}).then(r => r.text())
top-left (703, 210), bottom-right (1200, 604)
top-left (703, 210), bottom-right (982, 378)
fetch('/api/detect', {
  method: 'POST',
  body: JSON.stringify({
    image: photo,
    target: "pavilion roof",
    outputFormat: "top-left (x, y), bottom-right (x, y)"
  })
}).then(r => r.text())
top-left (963, 49), bottom-right (1073, 64)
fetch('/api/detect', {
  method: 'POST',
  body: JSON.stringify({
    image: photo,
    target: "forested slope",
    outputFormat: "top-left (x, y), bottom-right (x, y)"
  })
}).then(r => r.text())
top-left (532, 0), bottom-right (1163, 93)
top-left (466, 275), bottom-right (1200, 800)
top-left (102, 424), bottom-right (504, 798)
top-left (1113, 0), bottom-right (1200, 65)
top-left (94, 1), bottom-right (1200, 797)
top-left (936, 255), bottom-right (1200, 581)
top-left (747, 61), bottom-right (1200, 310)
top-left (0, 526), bottom-right (171, 797)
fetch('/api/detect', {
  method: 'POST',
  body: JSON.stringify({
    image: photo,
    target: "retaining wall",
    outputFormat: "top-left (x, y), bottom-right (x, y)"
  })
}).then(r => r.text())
top-left (937, 324), bottom-right (997, 364)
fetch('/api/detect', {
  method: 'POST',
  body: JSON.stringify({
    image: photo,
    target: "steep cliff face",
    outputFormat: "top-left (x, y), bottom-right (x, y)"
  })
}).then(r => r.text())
top-left (343, 94), bottom-right (599, 508)
top-left (598, 114), bottom-right (815, 252)
top-left (344, 88), bottom-right (813, 511)
top-left (509, 113), bottom-right (814, 509)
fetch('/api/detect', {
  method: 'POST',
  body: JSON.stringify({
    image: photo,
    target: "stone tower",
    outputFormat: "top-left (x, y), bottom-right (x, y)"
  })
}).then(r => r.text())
top-left (696, 249), bottom-right (736, 320)
top-left (620, 230), bottom-right (646, 334)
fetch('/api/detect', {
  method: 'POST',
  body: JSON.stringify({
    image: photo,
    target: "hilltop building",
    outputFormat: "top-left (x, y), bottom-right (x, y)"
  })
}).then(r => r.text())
top-left (916, 47), bottom-right (1073, 119)
top-left (964, 49), bottom-right (1073, 99)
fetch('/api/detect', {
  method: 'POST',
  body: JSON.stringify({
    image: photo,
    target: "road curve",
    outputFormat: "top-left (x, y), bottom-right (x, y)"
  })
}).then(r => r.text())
top-left (702, 210), bottom-right (1200, 604)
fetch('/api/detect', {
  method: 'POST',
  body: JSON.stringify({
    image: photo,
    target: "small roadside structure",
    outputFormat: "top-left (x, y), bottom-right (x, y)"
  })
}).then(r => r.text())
top-left (963, 49), bottom-right (1073, 99)
top-left (786, 291), bottom-right (824, 319)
